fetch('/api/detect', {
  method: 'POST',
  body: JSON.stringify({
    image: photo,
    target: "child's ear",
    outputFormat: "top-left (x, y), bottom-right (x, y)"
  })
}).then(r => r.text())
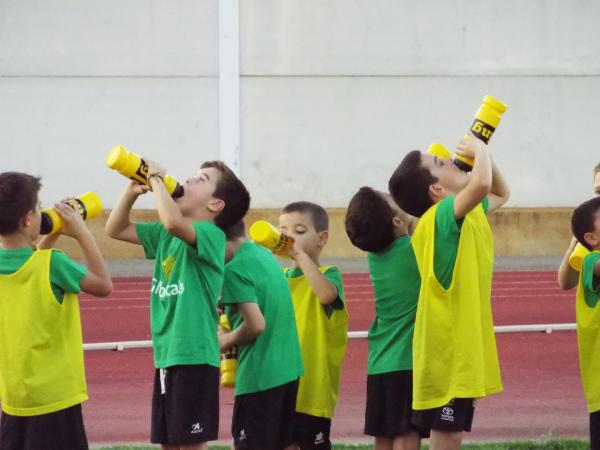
top-left (392, 216), bottom-right (408, 235)
top-left (318, 230), bottom-right (329, 248)
top-left (584, 232), bottom-right (599, 249)
top-left (428, 183), bottom-right (443, 200)
top-left (207, 198), bottom-right (225, 214)
top-left (22, 210), bottom-right (34, 228)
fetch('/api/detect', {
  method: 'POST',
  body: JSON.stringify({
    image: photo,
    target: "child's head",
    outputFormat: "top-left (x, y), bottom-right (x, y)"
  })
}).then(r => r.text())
top-left (594, 162), bottom-right (600, 197)
top-left (278, 201), bottom-right (329, 260)
top-left (0, 172), bottom-right (42, 240)
top-left (571, 196), bottom-right (600, 251)
top-left (179, 161), bottom-right (250, 230)
top-left (345, 187), bottom-right (410, 253)
top-left (388, 150), bottom-right (468, 217)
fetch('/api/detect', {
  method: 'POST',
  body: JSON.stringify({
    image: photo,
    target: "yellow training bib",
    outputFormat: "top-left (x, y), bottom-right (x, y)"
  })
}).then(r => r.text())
top-left (410, 202), bottom-right (503, 409)
top-left (0, 250), bottom-right (87, 416)
top-left (286, 267), bottom-right (348, 418)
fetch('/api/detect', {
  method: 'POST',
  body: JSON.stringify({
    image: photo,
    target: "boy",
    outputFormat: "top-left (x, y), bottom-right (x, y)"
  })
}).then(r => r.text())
top-left (558, 162), bottom-right (600, 290)
top-left (105, 160), bottom-right (250, 450)
top-left (570, 196), bottom-right (600, 449)
top-left (388, 135), bottom-right (510, 450)
top-left (278, 202), bottom-right (348, 450)
top-left (0, 172), bottom-right (112, 450)
top-left (345, 187), bottom-right (425, 450)
top-left (219, 220), bottom-right (304, 450)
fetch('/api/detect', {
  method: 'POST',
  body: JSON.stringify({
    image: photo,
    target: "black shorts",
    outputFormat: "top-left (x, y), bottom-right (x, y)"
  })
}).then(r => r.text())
top-left (364, 370), bottom-right (429, 438)
top-left (0, 403), bottom-right (88, 450)
top-left (151, 364), bottom-right (219, 445)
top-left (591, 410), bottom-right (600, 450)
top-left (293, 412), bottom-right (332, 450)
top-left (412, 398), bottom-right (476, 432)
top-left (232, 379), bottom-right (299, 450)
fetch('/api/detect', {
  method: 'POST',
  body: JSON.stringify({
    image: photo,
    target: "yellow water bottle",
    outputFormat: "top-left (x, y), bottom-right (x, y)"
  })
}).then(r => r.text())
top-left (569, 242), bottom-right (590, 272)
top-left (40, 192), bottom-right (103, 235)
top-left (454, 95), bottom-right (508, 172)
top-left (106, 145), bottom-right (184, 198)
top-left (219, 314), bottom-right (237, 388)
top-left (248, 220), bottom-right (295, 256)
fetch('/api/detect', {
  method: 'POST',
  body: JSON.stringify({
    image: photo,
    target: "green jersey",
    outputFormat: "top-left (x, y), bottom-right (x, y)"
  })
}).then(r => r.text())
top-left (0, 247), bottom-right (86, 303)
top-left (136, 221), bottom-right (225, 368)
top-left (435, 196), bottom-right (490, 289)
top-left (367, 236), bottom-right (420, 374)
top-left (221, 241), bottom-right (304, 396)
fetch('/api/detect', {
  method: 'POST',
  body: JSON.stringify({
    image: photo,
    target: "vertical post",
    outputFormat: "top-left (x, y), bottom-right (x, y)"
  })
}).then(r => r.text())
top-left (219, 0), bottom-right (240, 175)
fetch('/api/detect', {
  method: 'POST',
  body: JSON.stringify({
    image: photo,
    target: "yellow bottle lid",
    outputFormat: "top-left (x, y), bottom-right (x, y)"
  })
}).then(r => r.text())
top-left (427, 143), bottom-right (452, 159)
top-left (483, 95), bottom-right (507, 114)
top-left (569, 242), bottom-right (590, 272)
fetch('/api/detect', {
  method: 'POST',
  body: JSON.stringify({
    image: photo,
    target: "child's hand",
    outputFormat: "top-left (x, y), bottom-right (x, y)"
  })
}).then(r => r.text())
top-left (455, 134), bottom-right (487, 160)
top-left (53, 201), bottom-right (89, 239)
top-left (146, 159), bottom-right (167, 179)
top-left (126, 180), bottom-right (150, 196)
top-left (281, 233), bottom-right (303, 259)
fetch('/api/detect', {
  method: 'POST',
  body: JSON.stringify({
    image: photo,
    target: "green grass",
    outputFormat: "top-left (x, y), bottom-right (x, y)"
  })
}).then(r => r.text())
top-left (94, 439), bottom-right (589, 450)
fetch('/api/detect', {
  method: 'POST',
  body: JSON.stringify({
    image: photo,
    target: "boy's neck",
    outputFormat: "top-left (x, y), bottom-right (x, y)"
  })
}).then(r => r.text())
top-left (0, 232), bottom-right (35, 250)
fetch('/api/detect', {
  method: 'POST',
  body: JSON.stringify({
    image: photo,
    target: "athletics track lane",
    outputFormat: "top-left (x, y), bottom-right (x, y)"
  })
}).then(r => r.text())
top-left (78, 271), bottom-right (587, 444)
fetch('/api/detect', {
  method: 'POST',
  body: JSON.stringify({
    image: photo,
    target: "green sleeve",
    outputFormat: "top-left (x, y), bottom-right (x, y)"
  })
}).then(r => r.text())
top-left (482, 197), bottom-right (490, 214)
top-left (221, 262), bottom-right (258, 305)
top-left (434, 196), bottom-right (460, 289)
top-left (324, 266), bottom-right (345, 310)
top-left (135, 222), bottom-right (164, 259)
top-left (50, 250), bottom-right (87, 304)
top-left (193, 222), bottom-right (226, 265)
top-left (582, 252), bottom-right (600, 308)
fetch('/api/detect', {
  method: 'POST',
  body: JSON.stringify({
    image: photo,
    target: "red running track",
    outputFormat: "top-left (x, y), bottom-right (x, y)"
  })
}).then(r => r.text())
top-left (78, 271), bottom-right (586, 445)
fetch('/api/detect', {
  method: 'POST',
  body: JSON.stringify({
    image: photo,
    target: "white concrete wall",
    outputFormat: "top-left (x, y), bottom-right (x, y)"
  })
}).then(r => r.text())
top-left (1, 0), bottom-right (598, 208)
top-left (0, 0), bottom-right (219, 208)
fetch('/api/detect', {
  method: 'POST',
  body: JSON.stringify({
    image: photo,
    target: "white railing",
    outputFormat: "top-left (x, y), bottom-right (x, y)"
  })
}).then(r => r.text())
top-left (83, 323), bottom-right (577, 351)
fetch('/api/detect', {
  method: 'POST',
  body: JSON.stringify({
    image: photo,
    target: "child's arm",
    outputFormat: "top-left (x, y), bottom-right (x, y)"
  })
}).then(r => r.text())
top-left (219, 303), bottom-right (265, 351)
top-left (37, 232), bottom-right (61, 250)
top-left (486, 158), bottom-right (511, 213)
top-left (54, 202), bottom-right (112, 297)
top-left (105, 182), bottom-right (149, 244)
top-left (147, 161), bottom-right (197, 246)
top-left (291, 252), bottom-right (338, 305)
top-left (453, 135), bottom-right (492, 220)
top-left (558, 237), bottom-right (579, 290)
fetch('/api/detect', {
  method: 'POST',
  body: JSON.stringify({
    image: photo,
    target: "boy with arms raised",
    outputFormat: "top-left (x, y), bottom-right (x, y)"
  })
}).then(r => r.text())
top-left (219, 220), bottom-right (304, 450)
top-left (278, 202), bottom-right (348, 450)
top-left (105, 160), bottom-right (249, 450)
top-left (388, 135), bottom-right (510, 450)
top-left (558, 162), bottom-right (600, 290)
top-left (0, 172), bottom-right (112, 450)
top-left (570, 196), bottom-right (600, 450)
top-left (345, 188), bottom-right (426, 450)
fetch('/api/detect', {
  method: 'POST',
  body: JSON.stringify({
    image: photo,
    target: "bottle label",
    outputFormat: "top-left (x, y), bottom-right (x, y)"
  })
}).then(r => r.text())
top-left (272, 235), bottom-right (293, 252)
top-left (221, 348), bottom-right (238, 360)
top-left (470, 119), bottom-right (495, 144)
top-left (65, 198), bottom-right (88, 220)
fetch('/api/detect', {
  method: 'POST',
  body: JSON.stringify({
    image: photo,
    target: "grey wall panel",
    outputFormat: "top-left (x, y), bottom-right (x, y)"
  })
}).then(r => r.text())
top-left (241, 0), bottom-right (600, 76)
top-left (0, 77), bottom-right (218, 208)
top-left (241, 76), bottom-right (599, 208)
top-left (0, 0), bottom-right (218, 76)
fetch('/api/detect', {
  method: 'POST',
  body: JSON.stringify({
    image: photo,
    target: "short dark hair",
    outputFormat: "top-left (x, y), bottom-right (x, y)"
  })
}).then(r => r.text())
top-left (572, 197), bottom-right (600, 251)
top-left (388, 150), bottom-right (437, 217)
top-left (0, 172), bottom-right (42, 235)
top-left (224, 219), bottom-right (246, 240)
top-left (281, 201), bottom-right (329, 232)
top-left (345, 187), bottom-right (395, 253)
top-left (201, 161), bottom-right (250, 230)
